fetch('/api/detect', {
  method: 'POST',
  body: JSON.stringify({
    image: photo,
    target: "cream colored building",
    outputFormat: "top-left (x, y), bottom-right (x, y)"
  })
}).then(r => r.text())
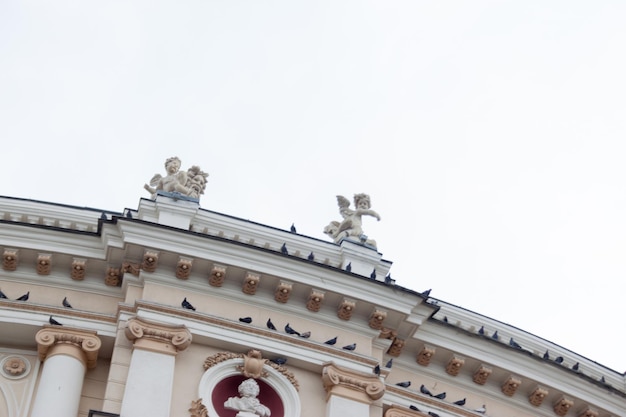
top-left (0, 188), bottom-right (624, 417)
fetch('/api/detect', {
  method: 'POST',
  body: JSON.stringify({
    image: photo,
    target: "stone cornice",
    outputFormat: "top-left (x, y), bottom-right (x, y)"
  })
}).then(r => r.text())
top-left (125, 316), bottom-right (192, 355)
top-left (35, 325), bottom-right (101, 369)
top-left (322, 362), bottom-right (385, 403)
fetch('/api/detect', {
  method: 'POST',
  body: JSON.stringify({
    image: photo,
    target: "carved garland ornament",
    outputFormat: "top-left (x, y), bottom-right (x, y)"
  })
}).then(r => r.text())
top-left (203, 350), bottom-right (300, 391)
top-left (189, 398), bottom-right (208, 417)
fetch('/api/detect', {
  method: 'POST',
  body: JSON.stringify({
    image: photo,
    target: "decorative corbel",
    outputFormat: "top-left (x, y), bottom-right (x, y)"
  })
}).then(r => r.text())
top-left (528, 386), bottom-right (549, 406)
top-left (105, 266), bottom-right (121, 286)
top-left (337, 298), bottom-right (356, 321)
top-left (416, 345), bottom-right (435, 366)
top-left (274, 281), bottom-right (292, 303)
top-left (36, 254), bottom-right (52, 275)
top-left (209, 264), bottom-right (226, 287)
top-left (473, 365), bottom-right (492, 385)
top-left (445, 355), bottom-right (465, 376)
top-left (189, 399), bottom-right (208, 417)
top-left (71, 258), bottom-right (86, 281)
top-left (242, 272), bottom-right (260, 295)
top-left (501, 375), bottom-right (522, 396)
top-left (306, 289), bottom-right (325, 312)
top-left (176, 257), bottom-right (193, 280)
top-left (368, 308), bottom-right (387, 330)
top-left (387, 337), bottom-right (405, 357)
top-left (142, 250), bottom-right (159, 272)
top-left (2, 249), bottom-right (18, 271)
top-left (122, 261), bottom-right (141, 277)
top-left (553, 396), bottom-right (574, 417)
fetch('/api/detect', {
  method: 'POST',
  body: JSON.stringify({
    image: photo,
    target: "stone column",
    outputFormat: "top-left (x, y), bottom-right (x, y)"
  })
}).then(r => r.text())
top-left (31, 325), bottom-right (102, 417)
top-left (322, 363), bottom-right (385, 417)
top-left (120, 317), bottom-right (192, 417)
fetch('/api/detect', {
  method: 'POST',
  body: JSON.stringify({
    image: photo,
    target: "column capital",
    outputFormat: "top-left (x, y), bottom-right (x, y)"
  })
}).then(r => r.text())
top-left (322, 362), bottom-right (385, 403)
top-left (125, 317), bottom-right (192, 355)
top-left (35, 325), bottom-right (101, 369)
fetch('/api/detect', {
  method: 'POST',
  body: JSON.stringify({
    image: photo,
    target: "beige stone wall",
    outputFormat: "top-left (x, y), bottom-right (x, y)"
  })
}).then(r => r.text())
top-left (78, 359), bottom-right (110, 417)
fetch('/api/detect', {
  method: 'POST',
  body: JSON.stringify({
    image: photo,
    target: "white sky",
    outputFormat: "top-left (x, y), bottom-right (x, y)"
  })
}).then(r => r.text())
top-left (1, 2), bottom-right (625, 373)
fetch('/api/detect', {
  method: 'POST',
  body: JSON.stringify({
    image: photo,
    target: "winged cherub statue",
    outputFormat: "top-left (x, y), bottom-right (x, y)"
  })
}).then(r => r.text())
top-left (324, 193), bottom-right (380, 248)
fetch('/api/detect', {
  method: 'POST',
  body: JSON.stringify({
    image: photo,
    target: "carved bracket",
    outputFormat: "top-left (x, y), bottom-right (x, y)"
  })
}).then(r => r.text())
top-left (529, 386), bottom-right (549, 406)
top-left (501, 375), bottom-right (522, 396)
top-left (37, 254), bottom-right (52, 275)
top-left (445, 355), bottom-right (465, 376)
top-left (274, 281), bottom-right (292, 303)
top-left (142, 250), bottom-right (159, 273)
top-left (105, 266), bottom-right (121, 286)
top-left (3, 249), bottom-right (18, 271)
top-left (209, 264), bottom-right (227, 287)
top-left (553, 396), bottom-right (574, 416)
top-left (368, 308), bottom-right (387, 330)
top-left (416, 345), bottom-right (435, 366)
top-left (242, 272), bottom-right (260, 295)
top-left (387, 338), bottom-right (405, 357)
top-left (337, 298), bottom-right (356, 321)
top-left (71, 258), bottom-right (86, 280)
top-left (306, 289), bottom-right (325, 312)
top-left (176, 257), bottom-right (193, 280)
top-left (473, 365), bottom-right (492, 385)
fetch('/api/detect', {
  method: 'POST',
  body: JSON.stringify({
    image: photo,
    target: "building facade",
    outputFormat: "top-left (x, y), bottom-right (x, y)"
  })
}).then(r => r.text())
top-left (0, 164), bottom-right (624, 417)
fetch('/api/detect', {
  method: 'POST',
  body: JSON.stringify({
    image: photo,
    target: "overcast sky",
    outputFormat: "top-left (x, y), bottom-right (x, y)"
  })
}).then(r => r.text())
top-left (1, 1), bottom-right (625, 373)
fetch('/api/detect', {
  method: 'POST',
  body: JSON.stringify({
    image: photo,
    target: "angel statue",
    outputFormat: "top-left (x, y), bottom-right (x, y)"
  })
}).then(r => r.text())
top-left (144, 157), bottom-right (208, 201)
top-left (323, 193), bottom-right (380, 248)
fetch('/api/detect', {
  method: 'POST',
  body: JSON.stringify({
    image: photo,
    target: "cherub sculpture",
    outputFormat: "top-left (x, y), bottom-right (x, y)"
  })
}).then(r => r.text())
top-left (144, 157), bottom-right (208, 201)
top-left (224, 378), bottom-right (271, 417)
top-left (324, 193), bottom-right (380, 248)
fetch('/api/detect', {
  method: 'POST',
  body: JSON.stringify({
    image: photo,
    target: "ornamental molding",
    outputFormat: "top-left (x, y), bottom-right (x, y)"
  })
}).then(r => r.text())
top-left (322, 362), bottom-right (384, 403)
top-left (35, 325), bottom-right (101, 369)
top-left (1, 355), bottom-right (31, 379)
top-left (125, 316), bottom-right (192, 355)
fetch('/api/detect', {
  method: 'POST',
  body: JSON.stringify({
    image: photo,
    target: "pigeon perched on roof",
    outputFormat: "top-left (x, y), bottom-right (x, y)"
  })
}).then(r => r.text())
top-left (453, 398), bottom-right (466, 406)
top-left (385, 358), bottom-right (393, 368)
top-left (324, 336), bottom-right (337, 345)
top-left (491, 331), bottom-right (499, 340)
top-left (433, 392), bottom-right (446, 400)
top-left (266, 318), bottom-right (277, 330)
top-left (345, 262), bottom-right (352, 272)
top-left (554, 356), bottom-right (564, 364)
top-left (572, 362), bottom-right (580, 371)
top-left (342, 343), bottom-right (356, 351)
top-left (307, 252), bottom-right (315, 261)
top-left (420, 384), bottom-right (433, 396)
top-left (0, 289), bottom-right (7, 299)
top-left (475, 405), bottom-right (487, 414)
top-left (478, 326), bottom-right (485, 335)
top-left (373, 364), bottom-right (380, 375)
top-left (270, 357), bottom-right (287, 366)
top-left (370, 269), bottom-right (376, 279)
top-left (290, 223), bottom-right (297, 233)
top-left (421, 289), bottom-right (431, 297)
top-left (509, 338), bottom-right (522, 349)
top-left (409, 405), bottom-right (420, 411)
top-left (543, 350), bottom-right (550, 360)
top-left (285, 323), bottom-right (300, 336)
top-left (49, 316), bottom-right (62, 326)
top-left (281, 243), bottom-right (288, 255)
top-left (299, 331), bottom-right (311, 339)
top-left (181, 297), bottom-right (196, 311)
top-left (239, 317), bottom-right (252, 324)
top-left (62, 297), bottom-right (73, 308)
top-left (396, 381), bottom-right (411, 388)
top-left (16, 291), bottom-right (29, 301)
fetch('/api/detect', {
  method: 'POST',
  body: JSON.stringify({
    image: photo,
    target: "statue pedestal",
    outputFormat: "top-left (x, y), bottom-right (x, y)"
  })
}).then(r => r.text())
top-left (235, 412), bottom-right (258, 417)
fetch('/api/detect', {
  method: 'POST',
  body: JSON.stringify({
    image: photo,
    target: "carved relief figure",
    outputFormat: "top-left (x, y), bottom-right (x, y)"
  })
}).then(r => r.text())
top-left (144, 157), bottom-right (208, 200)
top-left (324, 194), bottom-right (380, 248)
top-left (224, 378), bottom-right (271, 417)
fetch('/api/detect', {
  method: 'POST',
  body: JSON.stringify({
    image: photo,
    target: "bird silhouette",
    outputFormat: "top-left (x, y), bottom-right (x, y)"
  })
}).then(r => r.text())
top-left (49, 316), bottom-right (62, 326)
top-left (345, 262), bottom-right (352, 272)
top-left (509, 338), bottom-right (522, 349)
top-left (266, 318), bottom-right (277, 330)
top-left (478, 326), bottom-right (485, 335)
top-left (600, 376), bottom-right (606, 384)
top-left (181, 297), bottom-right (196, 311)
top-left (285, 323), bottom-right (300, 336)
top-left (299, 331), bottom-right (311, 339)
top-left (370, 269), bottom-right (376, 279)
top-left (384, 274), bottom-right (393, 284)
top-left (420, 384), bottom-right (433, 396)
top-left (409, 405), bottom-right (420, 411)
top-left (373, 364), bottom-right (380, 375)
top-left (239, 317), bottom-right (252, 324)
top-left (453, 398), bottom-right (466, 406)
top-left (475, 405), bottom-right (487, 414)
top-left (281, 243), bottom-right (288, 255)
top-left (433, 392), bottom-right (446, 400)
top-left (428, 412), bottom-right (440, 417)
top-left (543, 350), bottom-right (550, 360)
top-left (443, 316), bottom-right (449, 323)
top-left (396, 381), bottom-right (411, 388)
top-left (290, 224), bottom-right (297, 233)
top-left (491, 330), bottom-right (499, 340)
top-left (572, 362), bottom-right (580, 371)
top-left (16, 291), bottom-right (29, 301)
top-left (308, 252), bottom-right (315, 261)
top-left (342, 343), bottom-right (356, 351)
top-left (385, 358), bottom-right (393, 368)
top-left (270, 357), bottom-right (287, 365)
top-left (0, 289), bottom-right (7, 299)
top-left (100, 212), bottom-right (107, 220)
top-left (421, 289), bottom-right (431, 297)
top-left (324, 336), bottom-right (337, 345)
top-left (554, 356), bottom-right (564, 364)
top-left (62, 297), bottom-right (73, 308)
top-left (125, 210), bottom-right (133, 219)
